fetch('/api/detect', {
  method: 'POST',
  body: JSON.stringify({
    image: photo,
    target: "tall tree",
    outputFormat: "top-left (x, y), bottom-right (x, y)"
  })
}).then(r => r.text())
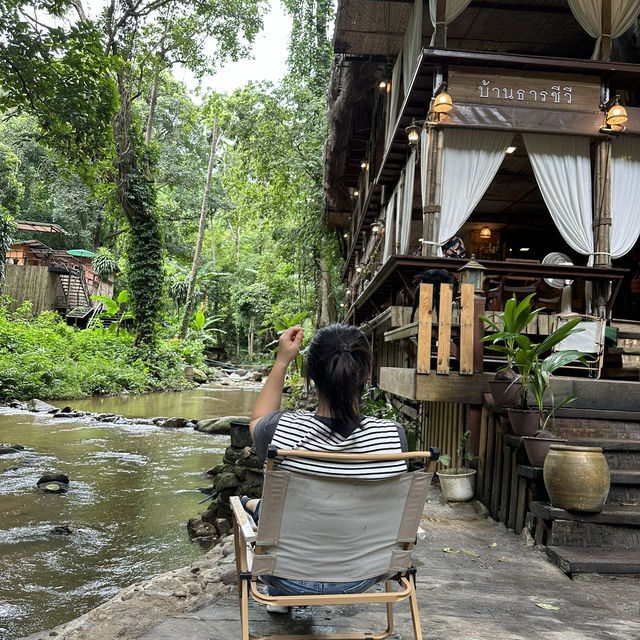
top-left (180, 115), bottom-right (219, 338)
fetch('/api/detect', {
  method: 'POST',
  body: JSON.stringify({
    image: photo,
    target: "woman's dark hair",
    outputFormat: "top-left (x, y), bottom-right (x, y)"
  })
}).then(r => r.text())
top-left (306, 323), bottom-right (372, 429)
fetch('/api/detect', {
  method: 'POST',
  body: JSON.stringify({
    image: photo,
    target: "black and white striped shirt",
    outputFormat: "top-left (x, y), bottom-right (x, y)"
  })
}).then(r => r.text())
top-left (253, 410), bottom-right (408, 479)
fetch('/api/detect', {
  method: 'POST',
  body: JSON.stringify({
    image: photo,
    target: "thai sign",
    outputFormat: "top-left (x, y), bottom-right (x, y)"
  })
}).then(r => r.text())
top-left (448, 67), bottom-right (601, 112)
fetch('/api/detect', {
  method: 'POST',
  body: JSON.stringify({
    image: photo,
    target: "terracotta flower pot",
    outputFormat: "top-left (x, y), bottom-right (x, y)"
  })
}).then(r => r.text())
top-left (543, 445), bottom-right (610, 512)
top-left (507, 408), bottom-right (543, 436)
top-left (522, 436), bottom-right (567, 468)
top-left (489, 379), bottom-right (522, 408)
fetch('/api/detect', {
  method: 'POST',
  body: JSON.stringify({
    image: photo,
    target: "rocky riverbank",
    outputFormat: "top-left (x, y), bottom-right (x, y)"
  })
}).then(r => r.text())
top-left (19, 540), bottom-right (238, 640)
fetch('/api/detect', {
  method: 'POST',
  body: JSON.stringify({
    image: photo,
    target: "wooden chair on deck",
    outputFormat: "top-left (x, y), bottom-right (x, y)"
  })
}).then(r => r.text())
top-left (553, 314), bottom-right (606, 378)
top-left (231, 447), bottom-right (438, 640)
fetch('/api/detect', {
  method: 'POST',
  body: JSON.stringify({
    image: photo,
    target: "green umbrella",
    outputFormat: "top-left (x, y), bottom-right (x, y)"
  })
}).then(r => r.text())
top-left (67, 249), bottom-right (96, 258)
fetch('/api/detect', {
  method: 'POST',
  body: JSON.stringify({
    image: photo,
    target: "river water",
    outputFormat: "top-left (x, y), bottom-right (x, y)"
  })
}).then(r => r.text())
top-left (0, 385), bottom-right (259, 640)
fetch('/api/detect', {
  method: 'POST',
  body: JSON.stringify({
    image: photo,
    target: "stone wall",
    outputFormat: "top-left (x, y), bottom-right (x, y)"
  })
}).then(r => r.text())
top-left (198, 421), bottom-right (263, 533)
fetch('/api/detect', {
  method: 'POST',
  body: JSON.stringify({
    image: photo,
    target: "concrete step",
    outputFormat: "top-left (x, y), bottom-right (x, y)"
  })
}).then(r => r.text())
top-left (545, 546), bottom-right (640, 576)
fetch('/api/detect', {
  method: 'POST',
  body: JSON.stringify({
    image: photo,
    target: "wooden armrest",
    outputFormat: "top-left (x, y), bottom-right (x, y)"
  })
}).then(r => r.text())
top-left (229, 496), bottom-right (257, 543)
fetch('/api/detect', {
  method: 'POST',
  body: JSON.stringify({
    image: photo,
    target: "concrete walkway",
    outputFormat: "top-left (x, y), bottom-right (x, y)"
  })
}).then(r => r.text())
top-left (139, 486), bottom-right (640, 640)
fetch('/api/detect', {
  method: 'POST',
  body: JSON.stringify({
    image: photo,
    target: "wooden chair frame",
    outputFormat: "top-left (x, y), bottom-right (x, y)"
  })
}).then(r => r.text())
top-left (231, 449), bottom-right (437, 640)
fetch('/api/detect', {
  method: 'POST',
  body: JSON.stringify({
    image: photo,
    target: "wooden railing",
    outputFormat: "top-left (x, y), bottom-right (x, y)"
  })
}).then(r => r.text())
top-left (383, 282), bottom-right (477, 375)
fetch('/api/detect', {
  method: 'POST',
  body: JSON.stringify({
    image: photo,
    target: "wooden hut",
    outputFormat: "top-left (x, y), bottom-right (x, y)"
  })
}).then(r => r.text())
top-left (4, 223), bottom-right (112, 318)
top-left (325, 0), bottom-right (640, 575)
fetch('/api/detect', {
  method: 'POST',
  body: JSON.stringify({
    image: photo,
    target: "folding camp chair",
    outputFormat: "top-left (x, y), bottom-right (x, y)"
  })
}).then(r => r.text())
top-left (231, 446), bottom-right (438, 640)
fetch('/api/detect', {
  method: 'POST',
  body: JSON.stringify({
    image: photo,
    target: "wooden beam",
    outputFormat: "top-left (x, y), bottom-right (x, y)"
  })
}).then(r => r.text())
top-left (459, 283), bottom-right (474, 374)
top-left (417, 283), bottom-right (433, 373)
top-left (433, 0), bottom-right (447, 49)
top-left (416, 372), bottom-right (493, 403)
top-left (437, 283), bottom-right (453, 374)
top-left (379, 367), bottom-right (417, 400)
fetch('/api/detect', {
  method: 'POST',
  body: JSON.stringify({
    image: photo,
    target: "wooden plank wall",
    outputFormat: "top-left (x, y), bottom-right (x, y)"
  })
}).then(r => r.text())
top-left (4, 265), bottom-right (58, 314)
top-left (421, 400), bottom-right (469, 468)
top-left (476, 407), bottom-right (539, 535)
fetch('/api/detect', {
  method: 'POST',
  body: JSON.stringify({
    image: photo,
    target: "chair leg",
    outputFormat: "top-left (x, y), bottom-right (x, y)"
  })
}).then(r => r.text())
top-left (384, 581), bottom-right (394, 636)
top-left (240, 578), bottom-right (250, 640)
top-left (407, 576), bottom-right (423, 640)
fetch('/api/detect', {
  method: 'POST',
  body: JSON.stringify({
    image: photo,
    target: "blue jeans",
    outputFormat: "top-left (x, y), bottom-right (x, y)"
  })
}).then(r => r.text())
top-left (262, 575), bottom-right (380, 596)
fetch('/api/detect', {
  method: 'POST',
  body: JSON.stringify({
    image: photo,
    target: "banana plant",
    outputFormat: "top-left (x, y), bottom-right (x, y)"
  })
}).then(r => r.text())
top-left (90, 290), bottom-right (134, 335)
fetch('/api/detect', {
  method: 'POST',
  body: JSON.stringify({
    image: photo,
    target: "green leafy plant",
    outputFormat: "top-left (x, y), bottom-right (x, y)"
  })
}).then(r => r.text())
top-left (439, 430), bottom-right (474, 471)
top-left (481, 295), bottom-right (587, 427)
top-left (92, 248), bottom-right (118, 279)
top-left (261, 307), bottom-right (314, 372)
top-left (480, 294), bottom-right (541, 371)
top-left (90, 290), bottom-right (134, 335)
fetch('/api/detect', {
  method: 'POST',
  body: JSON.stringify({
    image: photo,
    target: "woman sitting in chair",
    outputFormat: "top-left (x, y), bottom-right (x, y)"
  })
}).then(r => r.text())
top-left (244, 323), bottom-right (408, 609)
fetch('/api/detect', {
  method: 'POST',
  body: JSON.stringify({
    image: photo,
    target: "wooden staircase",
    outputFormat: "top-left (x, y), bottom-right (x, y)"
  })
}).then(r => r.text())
top-left (529, 425), bottom-right (640, 576)
top-left (53, 267), bottom-right (91, 313)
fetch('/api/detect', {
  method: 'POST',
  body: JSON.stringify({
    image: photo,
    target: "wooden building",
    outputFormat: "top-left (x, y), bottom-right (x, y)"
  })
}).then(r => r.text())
top-left (4, 222), bottom-right (112, 318)
top-left (325, 1), bottom-right (640, 575)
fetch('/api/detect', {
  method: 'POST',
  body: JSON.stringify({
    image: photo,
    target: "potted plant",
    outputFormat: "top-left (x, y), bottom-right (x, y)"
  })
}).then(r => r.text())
top-left (481, 296), bottom-right (540, 408)
top-left (482, 295), bottom-right (588, 466)
top-left (436, 430), bottom-right (476, 502)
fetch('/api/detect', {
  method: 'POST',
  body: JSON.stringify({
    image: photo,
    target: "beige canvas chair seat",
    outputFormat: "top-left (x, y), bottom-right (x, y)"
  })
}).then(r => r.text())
top-left (231, 448), bottom-right (438, 640)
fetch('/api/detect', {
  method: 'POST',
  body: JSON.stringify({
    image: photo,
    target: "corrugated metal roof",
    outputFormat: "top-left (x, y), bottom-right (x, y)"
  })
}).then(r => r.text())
top-left (15, 220), bottom-right (70, 235)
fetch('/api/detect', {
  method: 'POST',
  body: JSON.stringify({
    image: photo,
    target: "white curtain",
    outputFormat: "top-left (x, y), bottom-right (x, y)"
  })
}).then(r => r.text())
top-left (400, 151), bottom-right (417, 254)
top-left (386, 53), bottom-right (403, 145)
top-left (429, 0), bottom-right (472, 45)
top-left (382, 196), bottom-right (395, 263)
top-left (567, 0), bottom-right (640, 58)
top-left (611, 136), bottom-right (640, 258)
top-left (523, 134), bottom-right (594, 261)
top-left (438, 128), bottom-right (513, 251)
top-left (420, 127), bottom-right (430, 208)
top-left (403, 0), bottom-right (423, 94)
top-left (395, 172), bottom-right (405, 255)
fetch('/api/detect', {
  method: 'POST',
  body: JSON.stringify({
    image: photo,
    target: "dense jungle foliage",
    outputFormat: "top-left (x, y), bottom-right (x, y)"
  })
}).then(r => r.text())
top-left (0, 0), bottom-right (342, 398)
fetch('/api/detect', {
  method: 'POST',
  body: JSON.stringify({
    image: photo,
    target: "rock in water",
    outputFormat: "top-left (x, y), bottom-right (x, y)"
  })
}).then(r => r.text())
top-left (191, 367), bottom-right (208, 383)
top-left (27, 399), bottom-right (59, 412)
top-left (0, 446), bottom-right (20, 455)
top-left (160, 417), bottom-right (188, 428)
top-left (186, 518), bottom-right (216, 539)
top-left (51, 525), bottom-right (75, 535)
top-left (37, 472), bottom-right (70, 486)
top-left (195, 415), bottom-right (249, 434)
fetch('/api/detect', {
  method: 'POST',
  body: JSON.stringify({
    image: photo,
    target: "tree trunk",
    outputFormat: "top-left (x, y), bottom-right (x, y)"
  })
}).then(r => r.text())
top-left (113, 68), bottom-right (163, 345)
top-left (317, 253), bottom-right (337, 326)
top-left (210, 215), bottom-right (216, 265)
top-left (145, 69), bottom-right (159, 147)
top-left (180, 117), bottom-right (219, 338)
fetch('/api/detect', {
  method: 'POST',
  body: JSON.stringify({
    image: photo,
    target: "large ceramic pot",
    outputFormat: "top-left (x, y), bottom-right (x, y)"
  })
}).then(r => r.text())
top-left (489, 379), bottom-right (522, 407)
top-left (507, 408), bottom-right (542, 436)
top-left (543, 445), bottom-right (610, 512)
top-left (436, 469), bottom-right (476, 502)
top-left (522, 436), bottom-right (567, 468)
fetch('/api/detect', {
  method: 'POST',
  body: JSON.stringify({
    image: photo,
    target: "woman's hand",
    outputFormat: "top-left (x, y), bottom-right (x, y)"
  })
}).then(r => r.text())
top-left (275, 326), bottom-right (304, 366)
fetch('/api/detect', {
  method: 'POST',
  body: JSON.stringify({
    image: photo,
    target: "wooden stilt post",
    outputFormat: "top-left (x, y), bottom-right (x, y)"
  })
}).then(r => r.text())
top-left (433, 0), bottom-right (447, 49)
top-left (601, 0), bottom-right (612, 62)
top-left (593, 138), bottom-right (613, 318)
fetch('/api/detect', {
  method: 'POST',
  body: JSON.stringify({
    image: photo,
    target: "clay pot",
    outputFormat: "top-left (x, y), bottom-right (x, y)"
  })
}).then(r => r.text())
top-left (543, 445), bottom-right (610, 512)
top-left (436, 469), bottom-right (476, 502)
top-left (507, 408), bottom-right (542, 436)
top-left (489, 379), bottom-right (522, 407)
top-left (522, 436), bottom-right (567, 468)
